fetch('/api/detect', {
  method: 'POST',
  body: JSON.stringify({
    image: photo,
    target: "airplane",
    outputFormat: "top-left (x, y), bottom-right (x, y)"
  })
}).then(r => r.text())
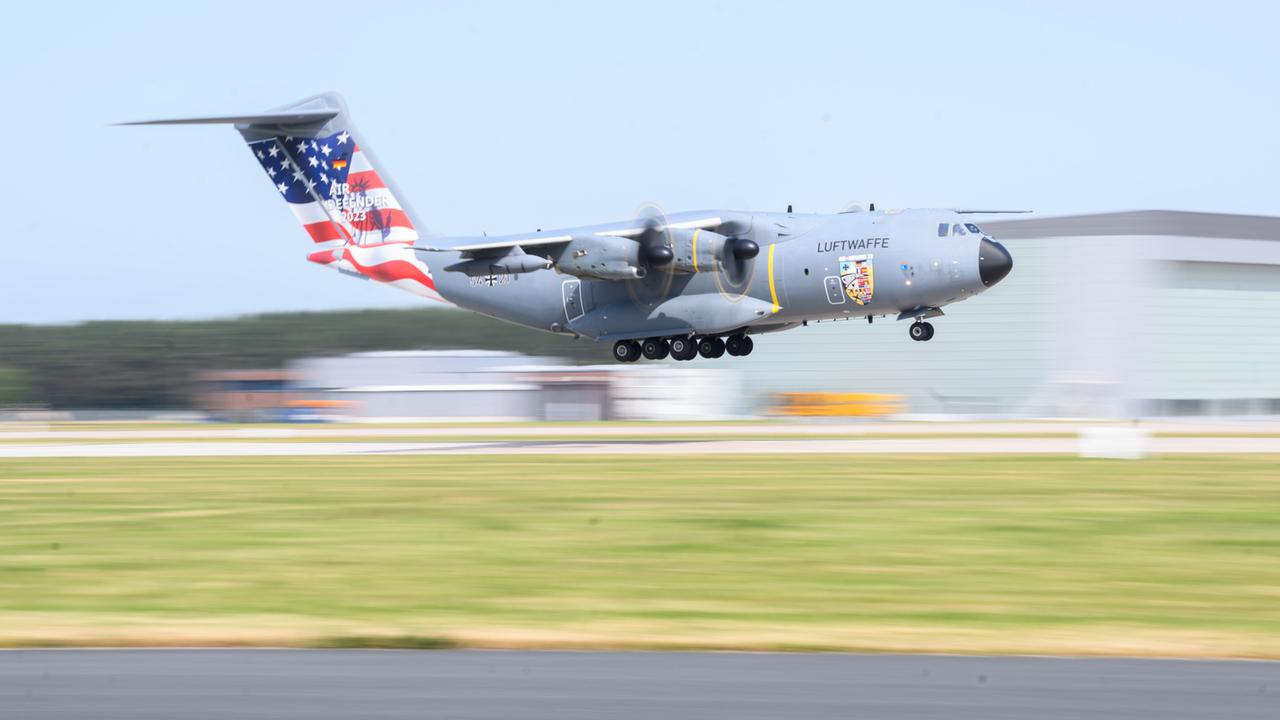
top-left (124, 93), bottom-right (1014, 362)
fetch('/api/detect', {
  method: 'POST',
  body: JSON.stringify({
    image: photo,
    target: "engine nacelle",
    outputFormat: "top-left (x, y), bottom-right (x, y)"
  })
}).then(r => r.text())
top-left (668, 229), bottom-right (727, 274)
top-left (444, 249), bottom-right (553, 277)
top-left (551, 236), bottom-right (646, 280)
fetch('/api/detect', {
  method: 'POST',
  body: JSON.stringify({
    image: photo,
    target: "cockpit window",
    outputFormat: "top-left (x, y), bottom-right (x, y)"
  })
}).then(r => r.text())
top-left (937, 223), bottom-right (949, 237)
top-left (965, 223), bottom-right (983, 234)
top-left (953, 224), bottom-right (966, 236)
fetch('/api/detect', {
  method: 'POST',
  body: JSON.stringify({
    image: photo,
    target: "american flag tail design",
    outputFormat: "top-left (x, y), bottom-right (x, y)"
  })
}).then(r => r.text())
top-left (123, 93), bottom-right (445, 303)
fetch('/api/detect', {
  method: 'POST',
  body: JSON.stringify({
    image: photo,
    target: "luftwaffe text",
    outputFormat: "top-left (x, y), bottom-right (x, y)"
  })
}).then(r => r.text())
top-left (816, 237), bottom-right (890, 253)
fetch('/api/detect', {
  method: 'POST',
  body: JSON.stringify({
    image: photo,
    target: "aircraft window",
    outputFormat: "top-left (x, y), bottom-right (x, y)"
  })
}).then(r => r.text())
top-left (937, 223), bottom-right (949, 237)
top-left (953, 224), bottom-right (966, 236)
top-left (965, 223), bottom-right (983, 234)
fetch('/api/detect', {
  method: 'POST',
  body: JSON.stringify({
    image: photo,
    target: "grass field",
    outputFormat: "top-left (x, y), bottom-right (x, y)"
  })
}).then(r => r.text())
top-left (1, 455), bottom-right (1278, 657)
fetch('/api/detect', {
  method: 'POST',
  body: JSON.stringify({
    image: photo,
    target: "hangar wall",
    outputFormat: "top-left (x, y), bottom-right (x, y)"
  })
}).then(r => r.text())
top-left (1141, 261), bottom-right (1280, 414)
top-left (737, 211), bottom-right (1280, 418)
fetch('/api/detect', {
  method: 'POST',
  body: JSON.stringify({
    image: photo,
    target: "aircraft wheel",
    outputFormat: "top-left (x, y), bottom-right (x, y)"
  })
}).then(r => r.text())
top-left (641, 337), bottom-right (670, 360)
top-left (613, 340), bottom-right (642, 362)
top-left (725, 334), bottom-right (754, 357)
top-left (669, 336), bottom-right (697, 361)
top-left (909, 322), bottom-right (935, 342)
top-left (698, 336), bottom-right (726, 359)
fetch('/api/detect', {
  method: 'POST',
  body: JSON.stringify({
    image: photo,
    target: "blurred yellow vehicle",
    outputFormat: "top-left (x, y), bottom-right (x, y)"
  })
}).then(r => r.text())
top-left (772, 392), bottom-right (903, 417)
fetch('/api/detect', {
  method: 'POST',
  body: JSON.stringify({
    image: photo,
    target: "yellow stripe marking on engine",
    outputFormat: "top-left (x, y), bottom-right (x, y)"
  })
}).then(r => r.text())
top-left (691, 229), bottom-right (700, 273)
top-left (768, 243), bottom-right (780, 313)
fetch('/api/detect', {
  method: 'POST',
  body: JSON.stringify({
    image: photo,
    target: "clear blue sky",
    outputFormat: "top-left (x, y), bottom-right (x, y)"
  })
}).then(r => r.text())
top-left (4, 1), bottom-right (1277, 323)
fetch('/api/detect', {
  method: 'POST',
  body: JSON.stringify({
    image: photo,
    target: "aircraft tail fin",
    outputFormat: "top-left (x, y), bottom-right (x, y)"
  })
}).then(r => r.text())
top-left (123, 93), bottom-right (444, 302)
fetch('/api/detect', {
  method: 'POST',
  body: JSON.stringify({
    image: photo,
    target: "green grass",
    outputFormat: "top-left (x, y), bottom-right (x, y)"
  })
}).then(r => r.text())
top-left (1, 455), bottom-right (1278, 657)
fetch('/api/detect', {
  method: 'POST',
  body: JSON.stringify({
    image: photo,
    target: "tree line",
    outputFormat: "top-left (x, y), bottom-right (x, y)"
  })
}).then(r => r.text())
top-left (0, 308), bottom-right (612, 408)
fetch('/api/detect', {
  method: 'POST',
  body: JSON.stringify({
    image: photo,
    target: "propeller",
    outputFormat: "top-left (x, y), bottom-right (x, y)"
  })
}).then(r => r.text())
top-left (625, 204), bottom-right (678, 311)
top-left (719, 235), bottom-right (759, 286)
top-left (635, 213), bottom-right (674, 269)
top-left (728, 236), bottom-right (759, 260)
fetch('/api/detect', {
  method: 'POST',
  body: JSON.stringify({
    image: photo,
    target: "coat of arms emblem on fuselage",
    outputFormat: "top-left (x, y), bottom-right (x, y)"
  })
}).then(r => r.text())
top-left (839, 254), bottom-right (874, 305)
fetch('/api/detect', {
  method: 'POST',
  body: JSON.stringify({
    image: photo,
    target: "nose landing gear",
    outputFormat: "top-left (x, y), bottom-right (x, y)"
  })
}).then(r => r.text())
top-left (909, 321), bottom-right (935, 342)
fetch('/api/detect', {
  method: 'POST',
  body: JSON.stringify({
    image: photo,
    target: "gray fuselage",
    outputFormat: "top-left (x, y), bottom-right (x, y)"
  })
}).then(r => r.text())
top-left (425, 208), bottom-right (1011, 344)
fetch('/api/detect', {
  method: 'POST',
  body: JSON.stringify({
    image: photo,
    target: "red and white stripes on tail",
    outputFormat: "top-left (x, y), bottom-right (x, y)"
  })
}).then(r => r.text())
top-left (330, 145), bottom-right (417, 244)
top-left (307, 242), bottom-right (445, 302)
top-left (246, 128), bottom-right (446, 304)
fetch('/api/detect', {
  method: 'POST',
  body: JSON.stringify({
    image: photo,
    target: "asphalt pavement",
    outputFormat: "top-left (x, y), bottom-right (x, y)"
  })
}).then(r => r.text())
top-left (1, 650), bottom-right (1277, 719)
top-left (0, 436), bottom-right (1277, 457)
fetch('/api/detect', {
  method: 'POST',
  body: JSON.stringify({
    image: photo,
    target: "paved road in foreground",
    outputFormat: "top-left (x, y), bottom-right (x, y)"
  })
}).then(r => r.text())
top-left (1, 650), bottom-right (1276, 719)
top-left (0, 436), bottom-right (1277, 457)
top-left (4, 420), bottom-right (1279, 441)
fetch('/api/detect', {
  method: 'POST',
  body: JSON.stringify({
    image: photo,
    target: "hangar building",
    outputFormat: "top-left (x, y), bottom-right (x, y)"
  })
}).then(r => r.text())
top-left (289, 350), bottom-right (740, 422)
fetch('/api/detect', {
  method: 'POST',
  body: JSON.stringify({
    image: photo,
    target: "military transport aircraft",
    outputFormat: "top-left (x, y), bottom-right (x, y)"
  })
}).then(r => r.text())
top-left (126, 93), bottom-right (1014, 362)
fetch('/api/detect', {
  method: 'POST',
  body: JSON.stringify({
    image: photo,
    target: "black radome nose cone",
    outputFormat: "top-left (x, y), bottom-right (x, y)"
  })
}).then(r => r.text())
top-left (979, 238), bottom-right (1013, 287)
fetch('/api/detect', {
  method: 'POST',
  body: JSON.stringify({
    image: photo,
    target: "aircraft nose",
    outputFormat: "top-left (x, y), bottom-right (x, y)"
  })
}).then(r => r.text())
top-left (978, 238), bottom-right (1013, 287)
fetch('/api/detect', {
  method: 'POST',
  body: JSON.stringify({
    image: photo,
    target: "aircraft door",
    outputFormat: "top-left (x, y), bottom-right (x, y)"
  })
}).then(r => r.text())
top-left (824, 275), bottom-right (845, 304)
top-left (562, 279), bottom-right (585, 321)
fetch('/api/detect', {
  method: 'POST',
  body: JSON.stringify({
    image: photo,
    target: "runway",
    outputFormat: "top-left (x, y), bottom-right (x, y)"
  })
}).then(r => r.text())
top-left (0, 436), bottom-right (1277, 457)
top-left (1, 650), bottom-right (1276, 719)
top-left (2, 419), bottom-right (1278, 441)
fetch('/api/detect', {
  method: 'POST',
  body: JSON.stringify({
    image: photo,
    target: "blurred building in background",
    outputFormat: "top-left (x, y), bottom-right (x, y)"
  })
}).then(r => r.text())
top-left (195, 370), bottom-right (296, 422)
top-left (738, 210), bottom-right (1280, 418)
top-left (289, 350), bottom-right (741, 422)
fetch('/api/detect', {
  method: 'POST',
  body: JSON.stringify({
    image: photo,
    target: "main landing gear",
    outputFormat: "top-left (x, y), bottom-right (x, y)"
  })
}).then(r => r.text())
top-left (612, 339), bottom-right (642, 362)
top-left (909, 321), bottom-right (935, 342)
top-left (669, 336), bottom-right (698, 361)
top-left (640, 337), bottom-right (670, 360)
top-left (725, 334), bottom-right (754, 357)
top-left (697, 336), bottom-right (725, 359)
top-left (613, 333), bottom-right (753, 362)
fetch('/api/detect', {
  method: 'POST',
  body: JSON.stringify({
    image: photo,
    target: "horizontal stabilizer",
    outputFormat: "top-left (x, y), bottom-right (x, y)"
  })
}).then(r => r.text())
top-left (116, 110), bottom-right (339, 127)
top-left (954, 209), bottom-right (1032, 215)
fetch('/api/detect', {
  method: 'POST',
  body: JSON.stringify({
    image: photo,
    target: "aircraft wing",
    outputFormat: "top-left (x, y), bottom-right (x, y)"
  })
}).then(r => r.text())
top-left (416, 216), bottom-right (724, 257)
top-left (419, 235), bottom-right (574, 256)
